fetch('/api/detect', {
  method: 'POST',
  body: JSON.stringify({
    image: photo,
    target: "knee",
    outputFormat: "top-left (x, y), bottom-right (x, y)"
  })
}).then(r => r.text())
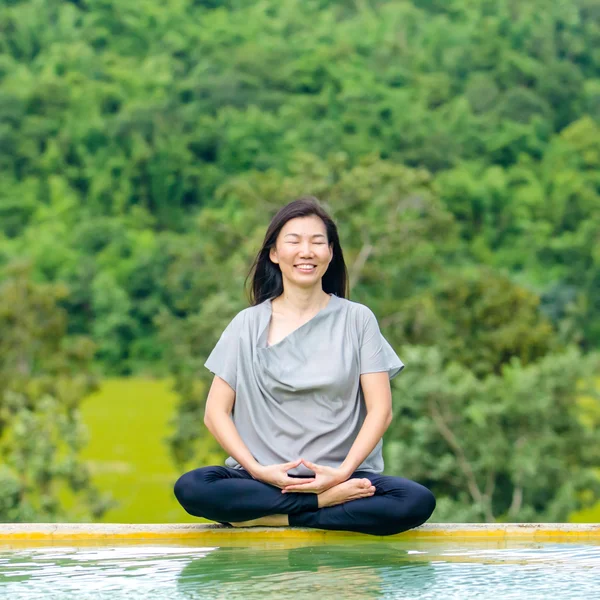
top-left (173, 467), bottom-right (215, 513)
top-left (385, 483), bottom-right (436, 536)
top-left (413, 486), bottom-right (436, 525)
top-left (173, 471), bottom-right (196, 509)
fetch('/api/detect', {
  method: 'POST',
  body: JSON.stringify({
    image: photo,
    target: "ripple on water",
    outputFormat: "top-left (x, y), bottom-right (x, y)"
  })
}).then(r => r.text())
top-left (0, 541), bottom-right (599, 600)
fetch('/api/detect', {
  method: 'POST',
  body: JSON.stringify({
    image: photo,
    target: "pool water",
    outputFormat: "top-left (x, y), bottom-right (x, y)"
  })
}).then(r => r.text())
top-left (1, 539), bottom-right (599, 599)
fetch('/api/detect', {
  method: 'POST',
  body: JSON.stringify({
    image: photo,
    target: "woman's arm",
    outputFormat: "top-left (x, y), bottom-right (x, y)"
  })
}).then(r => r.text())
top-left (204, 376), bottom-right (315, 487)
top-left (282, 371), bottom-right (392, 493)
top-left (338, 370), bottom-right (393, 477)
top-left (203, 375), bottom-right (264, 477)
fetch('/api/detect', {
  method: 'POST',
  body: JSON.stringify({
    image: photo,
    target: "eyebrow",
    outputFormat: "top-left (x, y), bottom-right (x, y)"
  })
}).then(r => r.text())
top-left (283, 233), bottom-right (327, 238)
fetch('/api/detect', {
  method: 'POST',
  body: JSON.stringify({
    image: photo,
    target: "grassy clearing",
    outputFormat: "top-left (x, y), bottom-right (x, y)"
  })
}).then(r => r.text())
top-left (78, 378), bottom-right (198, 523)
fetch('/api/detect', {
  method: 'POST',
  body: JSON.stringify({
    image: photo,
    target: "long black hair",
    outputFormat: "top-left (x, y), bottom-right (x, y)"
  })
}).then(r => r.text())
top-left (246, 196), bottom-right (349, 305)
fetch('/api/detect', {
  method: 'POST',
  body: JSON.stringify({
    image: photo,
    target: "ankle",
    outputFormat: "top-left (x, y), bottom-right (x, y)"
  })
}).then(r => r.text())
top-left (231, 514), bottom-right (289, 527)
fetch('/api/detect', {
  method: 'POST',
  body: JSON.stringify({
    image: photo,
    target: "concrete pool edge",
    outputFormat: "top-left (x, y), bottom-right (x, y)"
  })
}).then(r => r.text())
top-left (1, 523), bottom-right (599, 541)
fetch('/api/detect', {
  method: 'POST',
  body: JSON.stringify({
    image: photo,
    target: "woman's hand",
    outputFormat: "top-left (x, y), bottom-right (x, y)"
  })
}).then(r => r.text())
top-left (251, 459), bottom-right (316, 490)
top-left (281, 459), bottom-right (348, 494)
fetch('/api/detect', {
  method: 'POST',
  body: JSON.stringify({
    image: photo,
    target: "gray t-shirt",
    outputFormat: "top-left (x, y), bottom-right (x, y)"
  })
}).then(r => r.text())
top-left (204, 293), bottom-right (404, 476)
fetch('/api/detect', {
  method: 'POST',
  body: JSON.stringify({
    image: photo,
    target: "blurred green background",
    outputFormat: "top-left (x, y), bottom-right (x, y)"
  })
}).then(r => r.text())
top-left (1, 0), bottom-right (599, 524)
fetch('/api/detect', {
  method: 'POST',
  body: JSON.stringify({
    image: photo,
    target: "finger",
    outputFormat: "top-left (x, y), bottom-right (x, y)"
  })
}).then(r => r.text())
top-left (284, 458), bottom-right (302, 469)
top-left (300, 458), bottom-right (319, 471)
top-left (282, 483), bottom-right (318, 492)
top-left (283, 477), bottom-right (315, 487)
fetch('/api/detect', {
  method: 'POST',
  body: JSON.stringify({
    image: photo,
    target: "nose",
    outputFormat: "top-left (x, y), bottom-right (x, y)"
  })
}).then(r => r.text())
top-left (299, 241), bottom-right (314, 256)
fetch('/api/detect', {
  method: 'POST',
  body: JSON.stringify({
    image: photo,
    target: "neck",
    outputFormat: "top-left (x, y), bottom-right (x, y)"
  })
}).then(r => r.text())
top-left (274, 286), bottom-right (330, 316)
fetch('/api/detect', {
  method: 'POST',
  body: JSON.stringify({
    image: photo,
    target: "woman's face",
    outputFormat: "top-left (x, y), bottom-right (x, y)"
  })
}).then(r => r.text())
top-left (269, 215), bottom-right (333, 290)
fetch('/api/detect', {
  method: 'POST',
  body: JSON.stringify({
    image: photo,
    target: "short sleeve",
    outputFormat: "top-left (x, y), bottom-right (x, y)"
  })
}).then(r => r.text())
top-left (204, 312), bottom-right (244, 392)
top-left (359, 307), bottom-right (405, 380)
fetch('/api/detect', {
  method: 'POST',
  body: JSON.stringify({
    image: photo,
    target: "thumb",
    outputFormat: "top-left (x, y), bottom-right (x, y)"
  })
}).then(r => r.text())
top-left (284, 458), bottom-right (302, 468)
top-left (301, 458), bottom-right (318, 470)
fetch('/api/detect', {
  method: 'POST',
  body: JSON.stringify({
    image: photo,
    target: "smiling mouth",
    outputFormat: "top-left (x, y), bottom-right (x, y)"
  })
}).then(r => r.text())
top-left (295, 265), bottom-right (316, 272)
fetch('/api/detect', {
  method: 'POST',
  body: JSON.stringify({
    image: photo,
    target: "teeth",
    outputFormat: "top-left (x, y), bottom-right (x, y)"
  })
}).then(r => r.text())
top-left (296, 265), bottom-right (315, 270)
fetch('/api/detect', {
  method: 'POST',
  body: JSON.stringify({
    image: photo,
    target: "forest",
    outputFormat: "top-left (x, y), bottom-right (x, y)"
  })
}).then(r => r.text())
top-left (1, 0), bottom-right (599, 523)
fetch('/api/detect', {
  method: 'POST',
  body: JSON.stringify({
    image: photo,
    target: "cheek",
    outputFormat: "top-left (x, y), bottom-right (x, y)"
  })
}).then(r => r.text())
top-left (278, 250), bottom-right (296, 265)
top-left (319, 248), bottom-right (332, 262)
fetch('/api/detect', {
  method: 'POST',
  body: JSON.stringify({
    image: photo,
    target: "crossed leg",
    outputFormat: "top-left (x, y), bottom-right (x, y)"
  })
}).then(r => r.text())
top-left (230, 477), bottom-right (377, 527)
top-left (174, 466), bottom-right (436, 536)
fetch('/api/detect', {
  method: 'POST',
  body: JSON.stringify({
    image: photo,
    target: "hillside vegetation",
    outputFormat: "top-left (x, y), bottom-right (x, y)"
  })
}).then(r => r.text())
top-left (1, 0), bottom-right (599, 522)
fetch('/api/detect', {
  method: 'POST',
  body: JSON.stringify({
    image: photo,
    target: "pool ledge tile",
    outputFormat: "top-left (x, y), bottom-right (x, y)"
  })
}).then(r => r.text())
top-left (1, 523), bottom-right (599, 542)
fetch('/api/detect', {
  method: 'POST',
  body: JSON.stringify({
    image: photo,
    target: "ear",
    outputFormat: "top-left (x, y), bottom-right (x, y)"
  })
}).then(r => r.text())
top-left (269, 247), bottom-right (279, 264)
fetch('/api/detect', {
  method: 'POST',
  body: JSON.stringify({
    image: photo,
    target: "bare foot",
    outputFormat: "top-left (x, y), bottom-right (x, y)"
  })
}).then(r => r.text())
top-left (229, 514), bottom-right (289, 528)
top-left (318, 478), bottom-right (376, 508)
top-left (229, 480), bottom-right (376, 526)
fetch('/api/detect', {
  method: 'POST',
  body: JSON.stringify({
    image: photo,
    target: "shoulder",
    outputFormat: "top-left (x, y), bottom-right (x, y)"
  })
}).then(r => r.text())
top-left (335, 297), bottom-right (377, 327)
top-left (336, 296), bottom-right (375, 317)
top-left (226, 302), bottom-right (266, 330)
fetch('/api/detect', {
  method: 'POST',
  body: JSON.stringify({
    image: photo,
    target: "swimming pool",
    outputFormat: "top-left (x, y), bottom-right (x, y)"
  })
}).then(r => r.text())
top-left (1, 537), bottom-right (599, 599)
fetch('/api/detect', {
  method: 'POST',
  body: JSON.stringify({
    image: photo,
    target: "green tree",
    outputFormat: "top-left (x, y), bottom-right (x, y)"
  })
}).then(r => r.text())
top-left (384, 345), bottom-right (600, 522)
top-left (0, 262), bottom-right (112, 521)
top-left (393, 268), bottom-right (557, 377)
top-left (1, 0), bottom-right (599, 522)
top-left (2, 0), bottom-right (600, 360)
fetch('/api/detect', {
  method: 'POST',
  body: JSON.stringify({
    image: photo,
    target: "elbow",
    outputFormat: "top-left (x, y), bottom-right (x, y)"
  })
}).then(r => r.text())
top-left (204, 407), bottom-right (230, 432)
top-left (203, 411), bottom-right (213, 431)
top-left (367, 407), bottom-right (393, 428)
top-left (385, 410), bottom-right (393, 428)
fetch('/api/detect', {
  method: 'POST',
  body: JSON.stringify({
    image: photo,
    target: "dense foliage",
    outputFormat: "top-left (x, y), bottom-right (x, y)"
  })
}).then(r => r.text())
top-left (1, 0), bottom-right (599, 521)
top-left (0, 262), bottom-right (111, 521)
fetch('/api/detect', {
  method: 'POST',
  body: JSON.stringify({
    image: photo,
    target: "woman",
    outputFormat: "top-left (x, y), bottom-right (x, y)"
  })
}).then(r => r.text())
top-left (174, 197), bottom-right (436, 536)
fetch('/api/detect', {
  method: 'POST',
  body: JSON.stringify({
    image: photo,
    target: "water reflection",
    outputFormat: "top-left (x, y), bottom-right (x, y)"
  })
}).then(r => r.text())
top-left (2, 541), bottom-right (600, 600)
top-left (176, 543), bottom-right (436, 599)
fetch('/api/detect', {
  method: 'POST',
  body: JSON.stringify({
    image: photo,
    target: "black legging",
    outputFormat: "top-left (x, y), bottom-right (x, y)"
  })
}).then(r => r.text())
top-left (174, 466), bottom-right (436, 537)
